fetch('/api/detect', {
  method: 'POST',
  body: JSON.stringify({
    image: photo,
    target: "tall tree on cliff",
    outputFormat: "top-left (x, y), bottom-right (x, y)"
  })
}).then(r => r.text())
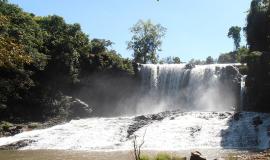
top-left (127, 20), bottom-right (166, 64)
top-left (228, 26), bottom-right (241, 51)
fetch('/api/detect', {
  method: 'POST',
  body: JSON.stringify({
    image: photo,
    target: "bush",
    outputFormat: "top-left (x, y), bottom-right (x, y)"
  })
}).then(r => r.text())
top-left (140, 155), bottom-right (151, 160)
top-left (0, 121), bottom-right (13, 131)
top-left (138, 153), bottom-right (186, 160)
top-left (28, 122), bottom-right (40, 129)
top-left (155, 153), bottom-right (171, 160)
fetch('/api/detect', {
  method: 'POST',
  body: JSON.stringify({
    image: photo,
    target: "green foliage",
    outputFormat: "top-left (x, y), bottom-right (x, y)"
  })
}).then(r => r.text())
top-left (228, 26), bottom-right (241, 50)
top-left (189, 58), bottom-right (205, 65)
top-left (28, 122), bottom-right (40, 129)
top-left (127, 19), bottom-right (166, 64)
top-left (138, 153), bottom-right (185, 160)
top-left (245, 0), bottom-right (270, 51)
top-left (159, 56), bottom-right (181, 64)
top-left (236, 46), bottom-right (250, 63)
top-left (206, 56), bottom-right (214, 64)
top-left (140, 155), bottom-right (151, 160)
top-left (218, 52), bottom-right (237, 63)
top-left (35, 15), bottom-right (90, 85)
top-left (155, 153), bottom-right (171, 160)
top-left (173, 57), bottom-right (181, 64)
top-left (80, 38), bottom-right (134, 75)
top-left (0, 121), bottom-right (13, 131)
top-left (0, 0), bottom-right (135, 121)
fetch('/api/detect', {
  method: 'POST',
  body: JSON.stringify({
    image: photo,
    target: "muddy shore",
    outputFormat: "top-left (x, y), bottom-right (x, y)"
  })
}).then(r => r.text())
top-left (0, 149), bottom-right (270, 160)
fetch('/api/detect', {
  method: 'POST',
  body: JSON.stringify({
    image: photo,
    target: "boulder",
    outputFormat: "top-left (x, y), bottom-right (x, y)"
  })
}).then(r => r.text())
top-left (0, 139), bottom-right (35, 150)
top-left (185, 64), bottom-right (195, 70)
top-left (68, 98), bottom-right (92, 119)
top-left (190, 151), bottom-right (206, 160)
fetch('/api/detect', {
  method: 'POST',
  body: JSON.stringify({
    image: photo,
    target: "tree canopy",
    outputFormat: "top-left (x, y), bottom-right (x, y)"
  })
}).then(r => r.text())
top-left (228, 26), bottom-right (241, 50)
top-left (0, 0), bottom-right (135, 121)
top-left (127, 20), bottom-right (166, 64)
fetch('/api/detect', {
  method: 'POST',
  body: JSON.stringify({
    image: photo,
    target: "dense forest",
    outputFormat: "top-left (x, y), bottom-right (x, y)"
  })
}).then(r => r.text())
top-left (0, 0), bottom-right (136, 121)
top-left (0, 0), bottom-right (270, 123)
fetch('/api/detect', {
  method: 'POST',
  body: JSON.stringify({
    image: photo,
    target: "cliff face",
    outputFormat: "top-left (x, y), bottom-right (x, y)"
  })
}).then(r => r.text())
top-left (245, 52), bottom-right (270, 112)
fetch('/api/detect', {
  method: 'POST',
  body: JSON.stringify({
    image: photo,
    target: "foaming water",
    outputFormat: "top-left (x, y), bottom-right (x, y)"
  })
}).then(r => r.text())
top-left (0, 111), bottom-right (269, 151)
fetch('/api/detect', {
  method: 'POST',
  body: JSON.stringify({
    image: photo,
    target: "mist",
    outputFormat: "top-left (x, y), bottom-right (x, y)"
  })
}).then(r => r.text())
top-left (72, 64), bottom-right (241, 117)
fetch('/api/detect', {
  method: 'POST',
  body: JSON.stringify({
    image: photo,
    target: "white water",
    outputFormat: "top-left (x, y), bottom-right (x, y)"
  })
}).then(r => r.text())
top-left (0, 112), bottom-right (270, 150)
top-left (1, 63), bottom-right (268, 151)
top-left (136, 64), bottom-right (241, 114)
top-left (240, 75), bottom-right (247, 111)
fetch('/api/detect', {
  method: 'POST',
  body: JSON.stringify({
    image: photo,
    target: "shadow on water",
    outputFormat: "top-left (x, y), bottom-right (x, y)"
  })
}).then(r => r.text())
top-left (220, 111), bottom-right (270, 151)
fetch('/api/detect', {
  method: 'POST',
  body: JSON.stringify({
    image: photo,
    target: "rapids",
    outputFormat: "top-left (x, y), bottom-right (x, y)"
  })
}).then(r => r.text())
top-left (0, 111), bottom-right (269, 150)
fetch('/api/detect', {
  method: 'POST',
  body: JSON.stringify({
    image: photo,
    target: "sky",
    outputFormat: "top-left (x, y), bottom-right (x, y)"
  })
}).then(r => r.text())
top-left (10, 0), bottom-right (251, 62)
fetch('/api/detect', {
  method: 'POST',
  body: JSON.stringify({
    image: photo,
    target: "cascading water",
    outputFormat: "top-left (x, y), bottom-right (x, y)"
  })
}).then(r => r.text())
top-left (240, 75), bottom-right (247, 111)
top-left (136, 64), bottom-right (241, 113)
top-left (0, 64), bottom-right (269, 153)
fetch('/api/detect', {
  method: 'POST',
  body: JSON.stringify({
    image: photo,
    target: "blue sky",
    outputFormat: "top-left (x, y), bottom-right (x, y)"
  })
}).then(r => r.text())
top-left (10, 0), bottom-right (251, 62)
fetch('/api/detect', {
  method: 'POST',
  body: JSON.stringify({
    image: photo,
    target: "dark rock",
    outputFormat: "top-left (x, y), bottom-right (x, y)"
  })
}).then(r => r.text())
top-left (134, 115), bottom-right (149, 121)
top-left (127, 111), bottom-right (171, 138)
top-left (187, 126), bottom-right (201, 137)
top-left (267, 126), bottom-right (270, 136)
top-left (7, 126), bottom-right (22, 136)
top-left (252, 116), bottom-right (263, 127)
top-left (2, 125), bottom-right (23, 136)
top-left (190, 151), bottom-right (206, 160)
top-left (233, 112), bottom-right (241, 121)
top-left (67, 98), bottom-right (92, 119)
top-left (218, 113), bottom-right (228, 120)
top-left (245, 52), bottom-right (270, 112)
top-left (0, 139), bottom-right (35, 150)
top-left (150, 114), bottom-right (164, 121)
top-left (185, 64), bottom-right (195, 70)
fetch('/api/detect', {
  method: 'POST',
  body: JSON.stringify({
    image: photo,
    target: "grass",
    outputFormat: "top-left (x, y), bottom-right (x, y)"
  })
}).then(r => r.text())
top-left (139, 153), bottom-right (186, 160)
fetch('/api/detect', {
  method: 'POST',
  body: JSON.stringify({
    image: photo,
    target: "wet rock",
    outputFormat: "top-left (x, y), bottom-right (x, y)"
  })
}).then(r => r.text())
top-left (252, 116), bottom-right (263, 127)
top-left (2, 125), bottom-right (23, 137)
top-left (190, 151), bottom-right (206, 160)
top-left (188, 126), bottom-right (201, 137)
top-left (185, 63), bottom-right (195, 69)
top-left (233, 112), bottom-right (241, 121)
top-left (0, 139), bottom-right (35, 150)
top-left (150, 114), bottom-right (164, 121)
top-left (267, 126), bottom-right (270, 136)
top-left (7, 126), bottom-right (22, 136)
top-left (127, 111), bottom-right (171, 138)
top-left (218, 113), bottom-right (228, 120)
top-left (67, 98), bottom-right (92, 119)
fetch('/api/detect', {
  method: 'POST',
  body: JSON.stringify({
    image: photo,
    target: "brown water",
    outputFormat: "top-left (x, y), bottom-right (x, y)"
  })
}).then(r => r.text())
top-left (0, 150), bottom-right (135, 160)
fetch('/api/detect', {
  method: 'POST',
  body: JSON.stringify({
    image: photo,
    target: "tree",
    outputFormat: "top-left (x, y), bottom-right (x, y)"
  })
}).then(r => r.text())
top-left (228, 26), bottom-right (241, 50)
top-left (127, 20), bottom-right (166, 64)
top-left (173, 57), bottom-right (181, 64)
top-left (189, 59), bottom-right (205, 65)
top-left (218, 52), bottom-right (237, 63)
top-left (245, 0), bottom-right (270, 52)
top-left (159, 56), bottom-right (181, 64)
top-left (205, 56), bottom-right (214, 64)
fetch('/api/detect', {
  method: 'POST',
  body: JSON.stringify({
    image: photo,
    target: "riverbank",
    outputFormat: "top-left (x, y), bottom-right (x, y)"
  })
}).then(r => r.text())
top-left (0, 117), bottom-right (66, 138)
top-left (0, 149), bottom-right (269, 160)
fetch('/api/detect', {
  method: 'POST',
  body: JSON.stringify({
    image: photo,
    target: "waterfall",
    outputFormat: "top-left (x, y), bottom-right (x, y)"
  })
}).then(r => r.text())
top-left (138, 63), bottom-right (241, 113)
top-left (0, 63), bottom-right (269, 153)
top-left (240, 75), bottom-right (247, 111)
